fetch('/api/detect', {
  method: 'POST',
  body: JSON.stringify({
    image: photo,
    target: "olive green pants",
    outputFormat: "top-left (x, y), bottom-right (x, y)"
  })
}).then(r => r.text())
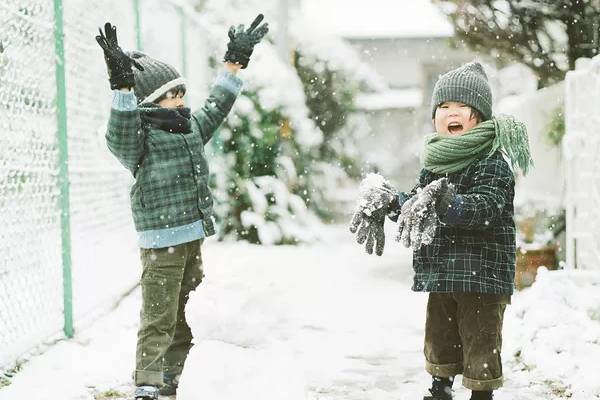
top-left (424, 292), bottom-right (510, 391)
top-left (134, 239), bottom-right (204, 387)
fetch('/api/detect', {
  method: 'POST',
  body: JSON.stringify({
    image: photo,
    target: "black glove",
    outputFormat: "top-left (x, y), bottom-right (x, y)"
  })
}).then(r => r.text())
top-left (223, 14), bottom-right (269, 69)
top-left (395, 177), bottom-right (456, 249)
top-left (349, 174), bottom-right (398, 256)
top-left (95, 22), bottom-right (144, 90)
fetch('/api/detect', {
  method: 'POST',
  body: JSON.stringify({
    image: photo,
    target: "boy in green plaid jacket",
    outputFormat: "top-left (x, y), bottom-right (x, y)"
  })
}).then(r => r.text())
top-left (95, 15), bottom-right (268, 400)
top-left (350, 62), bottom-right (533, 400)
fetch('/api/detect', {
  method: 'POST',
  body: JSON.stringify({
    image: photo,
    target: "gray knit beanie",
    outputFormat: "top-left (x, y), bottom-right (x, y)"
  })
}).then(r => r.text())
top-left (430, 61), bottom-right (493, 121)
top-left (126, 51), bottom-right (186, 104)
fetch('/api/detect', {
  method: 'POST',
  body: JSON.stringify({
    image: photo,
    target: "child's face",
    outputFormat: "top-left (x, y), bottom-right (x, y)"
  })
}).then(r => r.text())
top-left (158, 90), bottom-right (186, 109)
top-left (433, 101), bottom-right (479, 135)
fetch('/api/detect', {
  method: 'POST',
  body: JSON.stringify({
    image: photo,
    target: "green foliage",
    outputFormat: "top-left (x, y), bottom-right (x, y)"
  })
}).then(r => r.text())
top-left (211, 91), bottom-right (286, 243)
top-left (543, 105), bottom-right (565, 147)
top-left (590, 308), bottom-right (600, 323)
top-left (0, 376), bottom-right (10, 388)
top-left (295, 52), bottom-right (355, 138)
top-left (547, 208), bottom-right (566, 239)
top-left (224, 94), bottom-right (283, 179)
top-left (0, 359), bottom-right (27, 388)
top-left (290, 51), bottom-right (366, 220)
top-left (544, 380), bottom-right (572, 398)
top-left (204, 18), bottom-right (372, 242)
top-left (101, 389), bottom-right (122, 397)
top-left (294, 51), bottom-right (362, 176)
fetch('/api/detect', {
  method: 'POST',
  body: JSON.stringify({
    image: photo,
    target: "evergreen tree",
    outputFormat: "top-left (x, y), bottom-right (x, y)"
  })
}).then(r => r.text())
top-left (198, 1), bottom-right (386, 243)
top-left (290, 50), bottom-right (367, 220)
top-left (206, 51), bottom-right (322, 245)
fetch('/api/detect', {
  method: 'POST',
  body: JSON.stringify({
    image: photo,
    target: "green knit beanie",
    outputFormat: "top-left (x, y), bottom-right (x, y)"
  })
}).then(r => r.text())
top-left (430, 61), bottom-right (493, 121)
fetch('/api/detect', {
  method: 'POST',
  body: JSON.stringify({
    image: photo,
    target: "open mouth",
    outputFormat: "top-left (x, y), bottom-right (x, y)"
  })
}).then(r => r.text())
top-left (447, 122), bottom-right (463, 135)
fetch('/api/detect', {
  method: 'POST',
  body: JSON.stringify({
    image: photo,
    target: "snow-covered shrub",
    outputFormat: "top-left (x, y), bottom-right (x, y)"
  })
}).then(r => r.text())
top-left (194, 0), bottom-right (387, 242)
top-left (198, 16), bottom-right (324, 243)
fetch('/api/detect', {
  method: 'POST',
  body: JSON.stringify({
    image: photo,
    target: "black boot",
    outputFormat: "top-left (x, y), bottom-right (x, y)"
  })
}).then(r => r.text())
top-left (159, 373), bottom-right (180, 396)
top-left (470, 390), bottom-right (493, 400)
top-left (423, 376), bottom-right (453, 400)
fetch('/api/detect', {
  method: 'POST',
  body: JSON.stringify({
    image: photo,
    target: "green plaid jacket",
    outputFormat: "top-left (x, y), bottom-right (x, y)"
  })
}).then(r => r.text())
top-left (106, 73), bottom-right (240, 243)
top-left (401, 151), bottom-right (517, 295)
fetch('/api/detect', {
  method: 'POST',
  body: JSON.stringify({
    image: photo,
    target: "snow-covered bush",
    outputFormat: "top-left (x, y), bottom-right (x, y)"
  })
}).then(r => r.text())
top-left (195, 0), bottom-right (386, 242)
top-left (288, 18), bottom-right (386, 219)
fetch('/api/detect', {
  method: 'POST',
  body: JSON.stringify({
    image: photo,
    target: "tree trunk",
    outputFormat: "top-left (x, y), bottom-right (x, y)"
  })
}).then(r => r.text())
top-left (565, 1), bottom-right (599, 70)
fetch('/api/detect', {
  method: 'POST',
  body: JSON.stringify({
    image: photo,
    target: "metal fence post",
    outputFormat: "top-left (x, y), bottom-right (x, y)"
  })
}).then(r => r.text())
top-left (53, 0), bottom-right (74, 338)
top-left (134, 0), bottom-right (143, 50)
top-left (179, 7), bottom-right (188, 78)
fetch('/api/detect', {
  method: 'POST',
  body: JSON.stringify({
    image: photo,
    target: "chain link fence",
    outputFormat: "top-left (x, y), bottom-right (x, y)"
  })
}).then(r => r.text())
top-left (563, 55), bottom-right (600, 270)
top-left (0, 0), bottom-right (209, 368)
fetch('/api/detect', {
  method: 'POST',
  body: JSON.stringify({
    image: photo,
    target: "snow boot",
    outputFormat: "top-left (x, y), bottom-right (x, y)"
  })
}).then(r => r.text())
top-left (134, 385), bottom-right (159, 400)
top-left (423, 388), bottom-right (453, 400)
top-left (470, 390), bottom-right (494, 400)
top-left (424, 376), bottom-right (453, 400)
top-left (159, 373), bottom-right (180, 396)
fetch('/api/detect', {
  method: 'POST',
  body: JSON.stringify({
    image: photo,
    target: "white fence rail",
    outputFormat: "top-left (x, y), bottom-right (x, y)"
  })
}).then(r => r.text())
top-left (563, 56), bottom-right (600, 270)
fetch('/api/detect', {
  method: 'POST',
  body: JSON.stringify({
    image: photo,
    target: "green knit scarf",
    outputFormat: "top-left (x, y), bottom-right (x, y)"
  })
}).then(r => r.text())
top-left (422, 114), bottom-right (534, 175)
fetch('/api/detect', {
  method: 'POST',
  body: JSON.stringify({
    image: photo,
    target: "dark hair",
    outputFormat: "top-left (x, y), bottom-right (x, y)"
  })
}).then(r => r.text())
top-left (470, 108), bottom-right (484, 123)
top-left (154, 84), bottom-right (186, 104)
top-left (435, 103), bottom-right (486, 123)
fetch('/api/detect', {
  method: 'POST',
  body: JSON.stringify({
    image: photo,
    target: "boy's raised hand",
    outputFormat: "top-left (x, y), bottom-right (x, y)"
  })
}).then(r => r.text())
top-left (349, 174), bottom-right (400, 256)
top-left (95, 22), bottom-right (144, 90)
top-left (223, 14), bottom-right (269, 69)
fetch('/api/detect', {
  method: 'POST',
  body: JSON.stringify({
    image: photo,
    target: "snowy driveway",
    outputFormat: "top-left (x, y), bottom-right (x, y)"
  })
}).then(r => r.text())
top-left (1, 224), bottom-right (598, 400)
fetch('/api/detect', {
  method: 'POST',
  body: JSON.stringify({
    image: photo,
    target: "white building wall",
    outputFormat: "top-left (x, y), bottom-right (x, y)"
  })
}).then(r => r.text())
top-left (495, 82), bottom-right (565, 210)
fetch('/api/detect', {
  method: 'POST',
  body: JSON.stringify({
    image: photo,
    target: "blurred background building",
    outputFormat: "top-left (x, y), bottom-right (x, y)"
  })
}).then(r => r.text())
top-left (301, 0), bottom-right (488, 189)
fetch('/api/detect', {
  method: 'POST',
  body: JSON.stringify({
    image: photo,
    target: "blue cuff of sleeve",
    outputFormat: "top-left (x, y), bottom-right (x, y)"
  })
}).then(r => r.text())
top-left (214, 70), bottom-right (243, 96)
top-left (111, 89), bottom-right (138, 111)
top-left (441, 194), bottom-right (463, 226)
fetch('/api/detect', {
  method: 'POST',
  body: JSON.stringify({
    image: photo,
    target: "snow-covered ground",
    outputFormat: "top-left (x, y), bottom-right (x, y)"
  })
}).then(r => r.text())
top-left (0, 224), bottom-right (599, 400)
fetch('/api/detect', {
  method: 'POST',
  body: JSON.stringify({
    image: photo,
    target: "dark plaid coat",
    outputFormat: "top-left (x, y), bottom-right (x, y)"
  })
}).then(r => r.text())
top-left (401, 151), bottom-right (516, 295)
top-left (106, 85), bottom-right (238, 236)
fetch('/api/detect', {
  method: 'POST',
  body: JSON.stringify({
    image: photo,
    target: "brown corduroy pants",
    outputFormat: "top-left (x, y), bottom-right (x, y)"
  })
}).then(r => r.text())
top-left (424, 292), bottom-right (511, 391)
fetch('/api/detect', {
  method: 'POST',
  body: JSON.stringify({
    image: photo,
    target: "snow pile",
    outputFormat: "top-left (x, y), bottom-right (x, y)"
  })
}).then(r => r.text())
top-left (178, 272), bottom-right (312, 400)
top-left (179, 341), bottom-right (310, 400)
top-left (3, 225), bottom-right (600, 399)
top-left (505, 268), bottom-right (600, 399)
